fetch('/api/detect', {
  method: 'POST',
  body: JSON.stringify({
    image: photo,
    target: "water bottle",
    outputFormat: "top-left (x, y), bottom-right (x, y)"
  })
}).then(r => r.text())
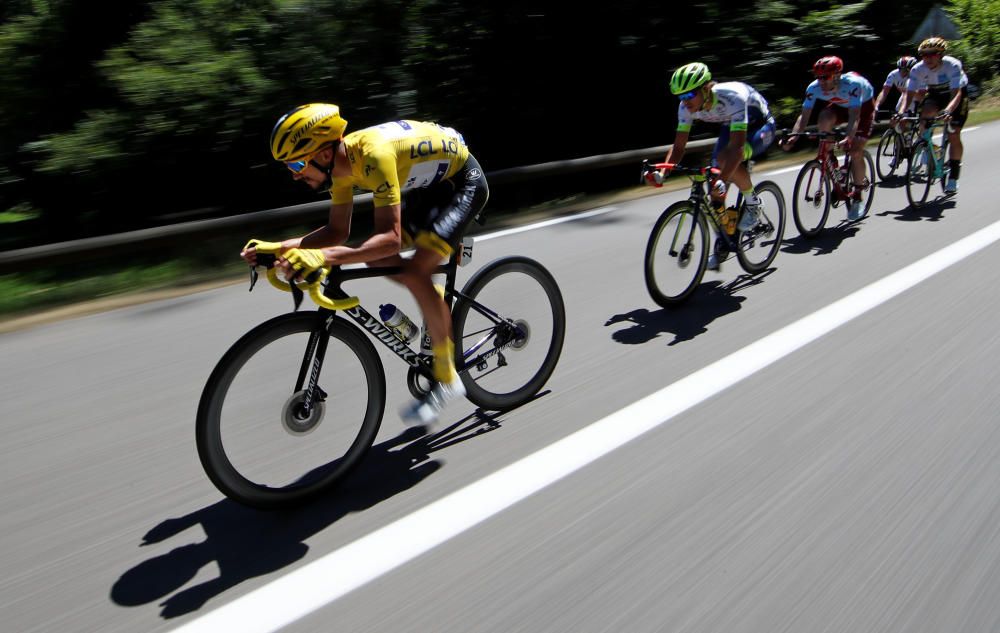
top-left (379, 304), bottom-right (418, 343)
top-left (723, 206), bottom-right (739, 235)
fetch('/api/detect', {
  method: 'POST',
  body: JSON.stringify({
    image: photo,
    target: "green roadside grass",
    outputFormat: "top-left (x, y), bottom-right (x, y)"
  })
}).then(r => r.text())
top-left (3, 103), bottom-right (1000, 329)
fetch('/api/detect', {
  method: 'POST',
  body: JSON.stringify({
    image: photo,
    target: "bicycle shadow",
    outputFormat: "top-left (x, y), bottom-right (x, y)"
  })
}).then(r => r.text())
top-left (110, 413), bottom-right (503, 620)
top-left (875, 175), bottom-right (906, 189)
top-left (878, 196), bottom-right (956, 222)
top-left (604, 270), bottom-right (774, 346)
top-left (780, 222), bottom-right (862, 256)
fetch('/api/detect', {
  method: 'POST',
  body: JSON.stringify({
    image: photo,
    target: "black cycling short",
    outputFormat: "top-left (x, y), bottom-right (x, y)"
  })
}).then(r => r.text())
top-left (920, 87), bottom-right (968, 130)
top-left (400, 154), bottom-right (489, 259)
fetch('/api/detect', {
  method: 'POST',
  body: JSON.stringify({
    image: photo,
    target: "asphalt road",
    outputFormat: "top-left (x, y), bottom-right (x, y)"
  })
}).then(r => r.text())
top-left (3, 120), bottom-right (1000, 633)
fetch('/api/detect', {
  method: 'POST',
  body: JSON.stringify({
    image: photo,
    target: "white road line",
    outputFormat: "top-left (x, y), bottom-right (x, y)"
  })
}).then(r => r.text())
top-left (766, 164), bottom-right (805, 176)
top-left (474, 206), bottom-right (618, 241)
top-left (171, 217), bottom-right (1000, 633)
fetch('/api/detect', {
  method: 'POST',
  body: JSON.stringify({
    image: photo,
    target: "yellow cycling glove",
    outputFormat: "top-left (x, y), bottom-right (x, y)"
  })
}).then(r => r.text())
top-left (283, 248), bottom-right (327, 280)
top-left (242, 238), bottom-right (283, 255)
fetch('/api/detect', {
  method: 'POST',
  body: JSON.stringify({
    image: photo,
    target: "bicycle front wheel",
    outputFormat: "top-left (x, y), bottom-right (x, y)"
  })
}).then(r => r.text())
top-left (644, 201), bottom-right (709, 306)
top-left (736, 179), bottom-right (785, 273)
top-left (196, 312), bottom-right (386, 509)
top-left (906, 140), bottom-right (933, 207)
top-left (792, 160), bottom-right (831, 238)
top-left (875, 129), bottom-right (902, 179)
top-left (453, 257), bottom-right (565, 412)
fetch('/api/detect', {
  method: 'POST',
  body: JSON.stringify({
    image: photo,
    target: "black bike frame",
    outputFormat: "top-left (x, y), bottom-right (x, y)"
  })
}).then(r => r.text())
top-left (300, 253), bottom-right (519, 382)
top-left (684, 178), bottom-right (746, 253)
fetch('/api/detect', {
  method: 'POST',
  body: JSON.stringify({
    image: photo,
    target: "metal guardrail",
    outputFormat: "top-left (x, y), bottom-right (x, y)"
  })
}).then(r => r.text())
top-left (0, 134), bottom-right (771, 273)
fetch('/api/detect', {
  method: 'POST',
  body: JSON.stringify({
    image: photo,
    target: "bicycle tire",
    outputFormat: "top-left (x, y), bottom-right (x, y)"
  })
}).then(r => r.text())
top-left (938, 135), bottom-right (952, 194)
top-left (196, 312), bottom-right (386, 509)
top-left (906, 140), bottom-right (933, 207)
top-left (792, 160), bottom-right (830, 238)
top-left (850, 150), bottom-right (877, 220)
top-left (736, 179), bottom-right (785, 273)
top-left (452, 256), bottom-right (565, 411)
top-left (875, 129), bottom-right (902, 179)
top-left (643, 201), bottom-right (709, 306)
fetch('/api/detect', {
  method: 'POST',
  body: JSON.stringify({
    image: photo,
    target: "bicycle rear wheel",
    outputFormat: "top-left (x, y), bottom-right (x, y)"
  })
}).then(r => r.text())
top-left (644, 201), bottom-right (709, 306)
top-left (792, 160), bottom-right (830, 238)
top-left (849, 150), bottom-right (877, 220)
top-left (453, 256), bottom-right (565, 411)
top-left (906, 140), bottom-right (933, 207)
top-left (196, 312), bottom-right (385, 509)
top-left (736, 179), bottom-right (785, 273)
top-left (875, 129), bottom-right (902, 179)
top-left (938, 136), bottom-right (952, 194)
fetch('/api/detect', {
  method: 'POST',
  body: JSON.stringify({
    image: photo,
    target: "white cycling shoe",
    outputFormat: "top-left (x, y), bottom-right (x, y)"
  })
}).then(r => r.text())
top-left (738, 203), bottom-right (761, 232)
top-left (400, 378), bottom-right (466, 425)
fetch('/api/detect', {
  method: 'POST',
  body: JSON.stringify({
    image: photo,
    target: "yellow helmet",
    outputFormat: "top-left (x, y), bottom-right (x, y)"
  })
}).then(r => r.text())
top-left (270, 103), bottom-right (348, 162)
top-left (918, 37), bottom-right (948, 54)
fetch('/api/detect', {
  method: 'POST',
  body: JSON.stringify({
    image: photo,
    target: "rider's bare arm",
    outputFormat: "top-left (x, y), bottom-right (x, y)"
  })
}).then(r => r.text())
top-left (945, 87), bottom-right (962, 115)
top-left (781, 108), bottom-right (812, 150)
top-left (665, 130), bottom-right (690, 164)
top-left (316, 204), bottom-right (403, 267)
top-left (873, 85), bottom-right (891, 111)
top-left (296, 202), bottom-right (353, 251)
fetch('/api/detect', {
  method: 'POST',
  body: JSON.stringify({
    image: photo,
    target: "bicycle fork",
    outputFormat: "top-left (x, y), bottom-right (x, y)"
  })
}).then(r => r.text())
top-left (294, 318), bottom-right (333, 416)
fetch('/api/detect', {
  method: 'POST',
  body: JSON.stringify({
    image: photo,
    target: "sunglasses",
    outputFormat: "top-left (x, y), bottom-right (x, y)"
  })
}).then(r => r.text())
top-left (285, 159), bottom-right (309, 173)
top-left (678, 90), bottom-right (698, 102)
top-left (920, 52), bottom-right (942, 57)
top-left (285, 150), bottom-right (323, 174)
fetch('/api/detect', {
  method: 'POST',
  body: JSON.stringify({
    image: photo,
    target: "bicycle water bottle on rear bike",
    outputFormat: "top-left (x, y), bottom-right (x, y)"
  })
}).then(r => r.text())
top-left (640, 160), bottom-right (786, 307)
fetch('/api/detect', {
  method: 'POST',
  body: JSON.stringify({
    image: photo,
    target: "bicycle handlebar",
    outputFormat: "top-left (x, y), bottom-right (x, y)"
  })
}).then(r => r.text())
top-left (641, 160), bottom-right (720, 184)
top-left (777, 129), bottom-right (846, 140)
top-left (252, 253), bottom-right (360, 311)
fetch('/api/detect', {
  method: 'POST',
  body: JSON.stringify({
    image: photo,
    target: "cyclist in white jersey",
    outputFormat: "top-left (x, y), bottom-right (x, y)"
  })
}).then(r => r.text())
top-left (899, 37), bottom-right (968, 194)
top-left (658, 62), bottom-right (776, 270)
top-left (874, 56), bottom-right (917, 116)
top-left (874, 56), bottom-right (919, 168)
top-left (780, 56), bottom-right (875, 221)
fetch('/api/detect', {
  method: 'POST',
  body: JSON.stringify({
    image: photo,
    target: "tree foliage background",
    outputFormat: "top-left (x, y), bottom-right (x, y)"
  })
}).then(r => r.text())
top-left (1, 0), bottom-right (991, 243)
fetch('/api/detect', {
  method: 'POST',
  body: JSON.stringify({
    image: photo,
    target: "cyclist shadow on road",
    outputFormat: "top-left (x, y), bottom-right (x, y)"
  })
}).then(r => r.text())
top-left (604, 270), bottom-right (774, 346)
top-left (876, 175), bottom-right (906, 190)
top-left (110, 412), bottom-right (503, 620)
top-left (878, 197), bottom-right (956, 223)
top-left (780, 222), bottom-right (862, 257)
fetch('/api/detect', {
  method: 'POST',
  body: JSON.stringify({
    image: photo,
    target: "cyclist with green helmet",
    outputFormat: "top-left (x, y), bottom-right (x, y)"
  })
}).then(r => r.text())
top-left (658, 62), bottom-right (776, 270)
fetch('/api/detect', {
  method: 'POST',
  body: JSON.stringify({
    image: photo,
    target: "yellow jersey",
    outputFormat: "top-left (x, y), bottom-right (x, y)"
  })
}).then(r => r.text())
top-left (330, 120), bottom-right (470, 208)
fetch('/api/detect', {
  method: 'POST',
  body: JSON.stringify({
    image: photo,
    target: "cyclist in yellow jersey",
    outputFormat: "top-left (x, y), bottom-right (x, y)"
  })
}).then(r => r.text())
top-left (241, 103), bottom-right (490, 424)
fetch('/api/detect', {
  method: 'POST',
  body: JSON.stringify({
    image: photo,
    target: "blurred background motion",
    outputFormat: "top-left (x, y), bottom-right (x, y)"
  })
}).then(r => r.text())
top-left (1, 0), bottom-right (997, 313)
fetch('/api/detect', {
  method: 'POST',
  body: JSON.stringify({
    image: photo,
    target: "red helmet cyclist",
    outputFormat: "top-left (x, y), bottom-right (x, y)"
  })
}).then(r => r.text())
top-left (813, 56), bottom-right (844, 78)
top-left (897, 56), bottom-right (917, 71)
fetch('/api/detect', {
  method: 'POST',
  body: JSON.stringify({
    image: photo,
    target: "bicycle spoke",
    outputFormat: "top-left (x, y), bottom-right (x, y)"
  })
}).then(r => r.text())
top-left (644, 203), bottom-right (708, 305)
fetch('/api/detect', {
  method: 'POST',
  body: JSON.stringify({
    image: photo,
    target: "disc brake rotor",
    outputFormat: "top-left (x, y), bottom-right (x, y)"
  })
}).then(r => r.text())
top-left (281, 390), bottom-right (326, 436)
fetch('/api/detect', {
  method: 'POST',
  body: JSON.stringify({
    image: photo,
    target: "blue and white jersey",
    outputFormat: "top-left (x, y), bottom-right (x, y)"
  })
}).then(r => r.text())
top-left (907, 56), bottom-right (968, 93)
top-left (676, 81), bottom-right (771, 132)
top-left (803, 72), bottom-right (875, 109)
